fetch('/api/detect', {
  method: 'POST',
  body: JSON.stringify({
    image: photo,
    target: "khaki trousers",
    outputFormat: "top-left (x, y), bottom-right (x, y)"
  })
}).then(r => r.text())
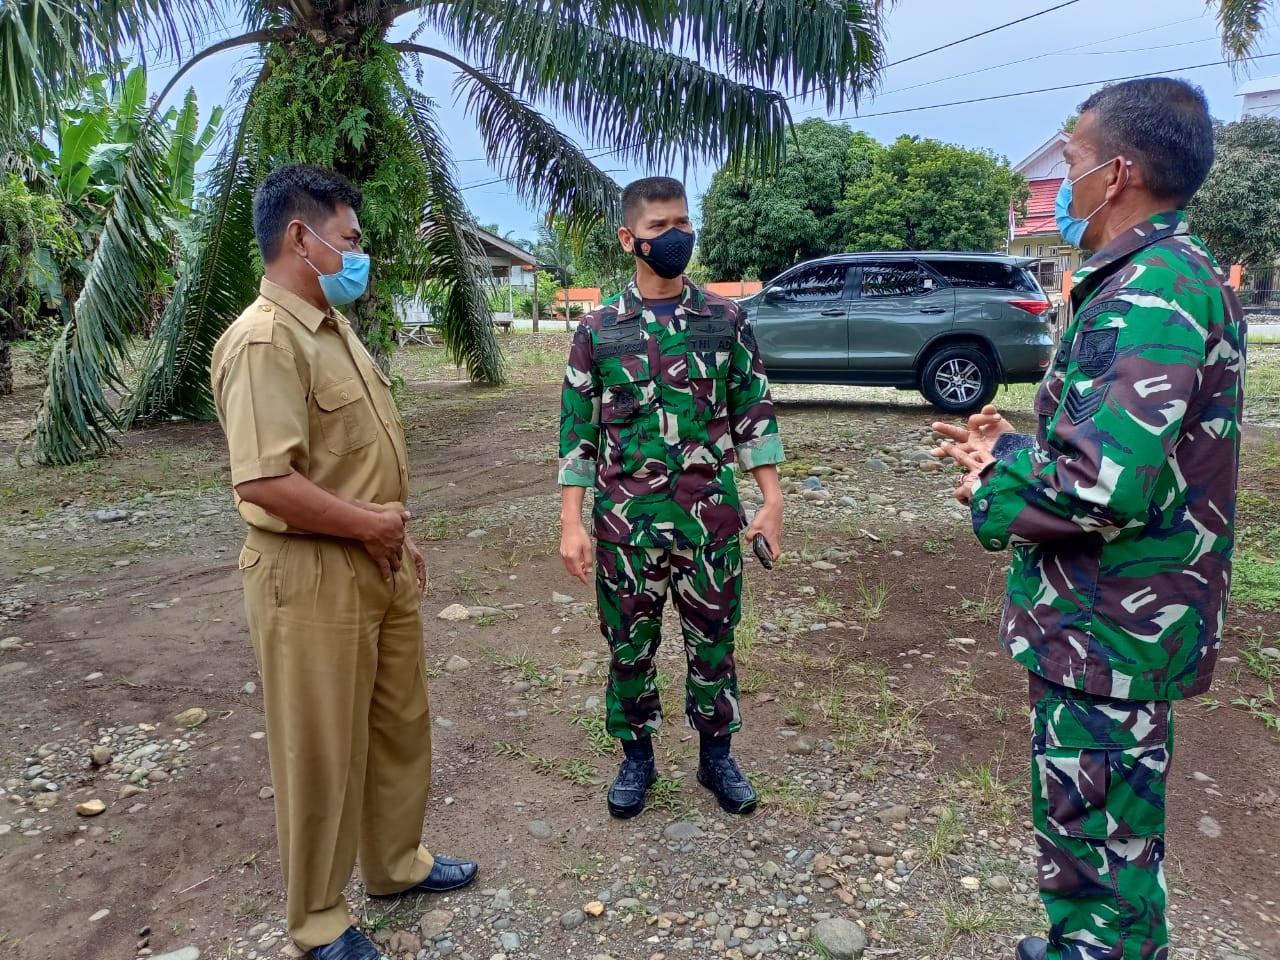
top-left (240, 528), bottom-right (434, 950)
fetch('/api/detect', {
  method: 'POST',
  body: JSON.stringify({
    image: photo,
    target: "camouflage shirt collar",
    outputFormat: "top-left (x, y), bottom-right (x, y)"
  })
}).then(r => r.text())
top-left (1072, 210), bottom-right (1188, 298)
top-left (618, 276), bottom-right (712, 321)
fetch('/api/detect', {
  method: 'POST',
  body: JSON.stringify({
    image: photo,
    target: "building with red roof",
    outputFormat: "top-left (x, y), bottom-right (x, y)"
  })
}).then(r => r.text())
top-left (1011, 131), bottom-right (1083, 296)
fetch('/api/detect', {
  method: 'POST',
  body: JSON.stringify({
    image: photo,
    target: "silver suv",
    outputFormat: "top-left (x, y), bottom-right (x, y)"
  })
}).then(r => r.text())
top-left (737, 252), bottom-right (1055, 414)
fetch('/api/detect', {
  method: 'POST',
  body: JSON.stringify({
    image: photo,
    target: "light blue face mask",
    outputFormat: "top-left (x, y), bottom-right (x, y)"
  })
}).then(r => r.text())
top-left (1054, 157), bottom-right (1131, 248)
top-left (304, 224), bottom-right (370, 307)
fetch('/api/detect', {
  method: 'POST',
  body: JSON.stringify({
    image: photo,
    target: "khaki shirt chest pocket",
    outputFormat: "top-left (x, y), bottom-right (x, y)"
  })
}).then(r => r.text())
top-left (314, 378), bottom-right (377, 456)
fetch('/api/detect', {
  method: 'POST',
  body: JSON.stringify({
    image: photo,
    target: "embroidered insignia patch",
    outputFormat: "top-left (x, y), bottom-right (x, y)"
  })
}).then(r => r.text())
top-left (613, 389), bottom-right (638, 418)
top-left (1064, 382), bottom-right (1110, 424)
top-left (1076, 328), bottom-right (1119, 378)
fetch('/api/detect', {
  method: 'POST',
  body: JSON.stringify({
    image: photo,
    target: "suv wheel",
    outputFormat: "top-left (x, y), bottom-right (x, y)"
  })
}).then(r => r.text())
top-left (920, 345), bottom-right (997, 415)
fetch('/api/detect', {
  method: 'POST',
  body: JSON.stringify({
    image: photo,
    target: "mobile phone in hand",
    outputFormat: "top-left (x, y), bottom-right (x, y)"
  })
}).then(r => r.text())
top-left (752, 533), bottom-right (774, 570)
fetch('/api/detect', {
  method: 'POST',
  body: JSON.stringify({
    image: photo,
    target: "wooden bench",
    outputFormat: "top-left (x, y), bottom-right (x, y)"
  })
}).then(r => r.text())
top-left (397, 318), bottom-right (438, 346)
top-left (493, 318), bottom-right (514, 334)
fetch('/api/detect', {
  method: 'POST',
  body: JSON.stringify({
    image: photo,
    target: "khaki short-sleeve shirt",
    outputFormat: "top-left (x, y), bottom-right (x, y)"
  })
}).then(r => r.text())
top-left (211, 278), bottom-right (409, 533)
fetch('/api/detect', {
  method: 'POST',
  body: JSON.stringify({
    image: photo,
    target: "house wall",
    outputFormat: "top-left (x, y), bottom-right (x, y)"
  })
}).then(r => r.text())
top-left (1243, 90), bottom-right (1280, 119)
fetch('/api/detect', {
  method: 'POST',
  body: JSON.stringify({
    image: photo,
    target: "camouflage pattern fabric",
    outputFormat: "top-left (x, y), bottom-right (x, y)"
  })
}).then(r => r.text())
top-left (559, 277), bottom-right (784, 549)
top-left (1030, 672), bottom-right (1172, 960)
top-left (971, 211), bottom-right (1245, 701)
top-left (595, 538), bottom-right (742, 739)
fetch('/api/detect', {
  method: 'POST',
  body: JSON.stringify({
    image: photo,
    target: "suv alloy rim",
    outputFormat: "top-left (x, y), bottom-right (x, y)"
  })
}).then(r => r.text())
top-left (935, 357), bottom-right (983, 405)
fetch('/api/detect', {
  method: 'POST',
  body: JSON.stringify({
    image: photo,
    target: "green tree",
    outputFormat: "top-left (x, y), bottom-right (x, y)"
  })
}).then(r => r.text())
top-left (7, 0), bottom-right (892, 463)
top-left (534, 219), bottom-right (582, 331)
top-left (700, 118), bottom-right (871, 281)
top-left (0, 174), bottom-right (67, 395)
top-left (577, 218), bottom-right (633, 297)
top-left (1188, 117), bottom-right (1280, 268)
top-left (841, 136), bottom-right (1028, 253)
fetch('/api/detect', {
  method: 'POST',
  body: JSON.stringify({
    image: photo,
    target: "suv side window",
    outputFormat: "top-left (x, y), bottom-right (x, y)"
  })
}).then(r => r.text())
top-left (860, 263), bottom-right (931, 298)
top-left (768, 264), bottom-right (848, 302)
top-left (925, 259), bottom-right (1039, 292)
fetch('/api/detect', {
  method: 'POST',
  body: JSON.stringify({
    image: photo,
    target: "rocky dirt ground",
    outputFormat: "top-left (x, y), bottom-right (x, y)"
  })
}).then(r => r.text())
top-left (0, 334), bottom-right (1277, 960)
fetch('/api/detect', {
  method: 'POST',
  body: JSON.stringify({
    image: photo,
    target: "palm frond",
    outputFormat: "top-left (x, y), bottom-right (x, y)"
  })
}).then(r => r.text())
top-left (584, 0), bottom-right (888, 109)
top-left (1213, 0), bottom-right (1268, 61)
top-left (0, 0), bottom-right (222, 144)
top-left (428, 1), bottom-right (799, 178)
top-left (27, 122), bottom-right (174, 464)
top-left (128, 89), bottom-right (261, 422)
top-left (394, 83), bottom-right (502, 383)
top-left (394, 44), bottom-right (620, 231)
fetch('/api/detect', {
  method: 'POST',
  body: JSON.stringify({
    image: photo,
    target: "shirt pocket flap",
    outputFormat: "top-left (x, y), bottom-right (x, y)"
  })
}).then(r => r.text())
top-left (238, 546), bottom-right (262, 570)
top-left (314, 379), bottom-right (363, 412)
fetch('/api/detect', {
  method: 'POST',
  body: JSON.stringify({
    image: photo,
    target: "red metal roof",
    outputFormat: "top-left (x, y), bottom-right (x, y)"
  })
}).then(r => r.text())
top-left (1014, 178), bottom-right (1063, 238)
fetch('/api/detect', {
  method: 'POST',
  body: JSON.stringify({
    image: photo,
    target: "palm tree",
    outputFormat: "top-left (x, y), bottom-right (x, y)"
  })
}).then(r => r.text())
top-left (9, 0), bottom-right (900, 463)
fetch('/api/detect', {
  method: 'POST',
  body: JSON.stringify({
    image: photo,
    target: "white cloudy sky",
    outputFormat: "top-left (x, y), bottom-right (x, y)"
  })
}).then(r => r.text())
top-left (151, 0), bottom-right (1280, 241)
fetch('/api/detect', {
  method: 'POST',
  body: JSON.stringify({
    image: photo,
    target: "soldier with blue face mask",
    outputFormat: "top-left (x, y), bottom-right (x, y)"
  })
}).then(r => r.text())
top-left (211, 164), bottom-right (477, 960)
top-left (933, 79), bottom-right (1245, 960)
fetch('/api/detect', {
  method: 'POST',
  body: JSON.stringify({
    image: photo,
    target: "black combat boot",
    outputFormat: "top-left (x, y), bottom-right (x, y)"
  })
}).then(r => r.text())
top-left (1015, 936), bottom-right (1047, 960)
top-left (607, 736), bottom-right (656, 819)
top-left (697, 733), bottom-right (757, 814)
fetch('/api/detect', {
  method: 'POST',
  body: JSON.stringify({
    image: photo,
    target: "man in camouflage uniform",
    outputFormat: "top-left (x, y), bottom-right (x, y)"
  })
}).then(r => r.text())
top-left (558, 177), bottom-right (785, 819)
top-left (934, 79), bottom-right (1244, 960)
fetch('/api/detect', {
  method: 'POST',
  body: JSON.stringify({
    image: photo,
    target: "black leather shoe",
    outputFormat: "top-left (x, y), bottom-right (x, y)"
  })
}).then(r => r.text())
top-left (309, 927), bottom-right (379, 960)
top-left (608, 737), bottom-right (657, 818)
top-left (370, 855), bottom-right (478, 897)
top-left (1015, 936), bottom-right (1048, 960)
top-left (697, 735), bottom-right (757, 815)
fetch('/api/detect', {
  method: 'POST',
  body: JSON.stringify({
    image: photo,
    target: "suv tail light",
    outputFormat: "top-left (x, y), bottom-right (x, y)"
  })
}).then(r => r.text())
top-left (1008, 298), bottom-right (1051, 316)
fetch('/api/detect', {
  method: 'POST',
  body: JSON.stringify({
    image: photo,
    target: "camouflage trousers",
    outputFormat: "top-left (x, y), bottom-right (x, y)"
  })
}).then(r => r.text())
top-left (595, 538), bottom-right (742, 740)
top-left (1029, 672), bottom-right (1174, 960)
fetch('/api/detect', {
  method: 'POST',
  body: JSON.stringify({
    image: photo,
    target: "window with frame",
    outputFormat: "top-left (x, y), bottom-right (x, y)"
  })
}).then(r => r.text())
top-left (861, 263), bottom-right (929, 298)
top-left (766, 264), bottom-right (847, 302)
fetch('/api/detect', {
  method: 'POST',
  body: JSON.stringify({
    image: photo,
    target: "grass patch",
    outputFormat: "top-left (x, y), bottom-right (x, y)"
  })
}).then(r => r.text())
top-left (852, 574), bottom-right (890, 621)
top-left (571, 712), bottom-right (614, 757)
top-left (649, 775), bottom-right (693, 816)
top-left (939, 756), bottom-right (1018, 826)
top-left (559, 758), bottom-right (598, 786)
top-left (919, 805), bottom-right (965, 868)
top-left (750, 773), bottom-right (821, 818)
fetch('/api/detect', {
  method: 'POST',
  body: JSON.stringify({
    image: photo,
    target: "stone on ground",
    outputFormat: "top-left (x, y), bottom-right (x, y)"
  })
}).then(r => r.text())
top-left (810, 917), bottom-right (867, 959)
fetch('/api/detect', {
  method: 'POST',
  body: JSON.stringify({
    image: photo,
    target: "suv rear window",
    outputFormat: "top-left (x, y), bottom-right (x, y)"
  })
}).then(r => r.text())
top-left (925, 259), bottom-right (1040, 293)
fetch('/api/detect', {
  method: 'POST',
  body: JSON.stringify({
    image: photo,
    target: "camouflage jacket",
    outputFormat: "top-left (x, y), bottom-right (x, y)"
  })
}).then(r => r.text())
top-left (971, 211), bottom-right (1245, 701)
top-left (559, 278), bottom-right (784, 548)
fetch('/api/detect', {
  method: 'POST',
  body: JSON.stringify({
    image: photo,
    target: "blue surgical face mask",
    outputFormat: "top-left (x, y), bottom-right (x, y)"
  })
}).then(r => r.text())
top-left (303, 224), bottom-right (370, 306)
top-left (1054, 157), bottom-right (1131, 248)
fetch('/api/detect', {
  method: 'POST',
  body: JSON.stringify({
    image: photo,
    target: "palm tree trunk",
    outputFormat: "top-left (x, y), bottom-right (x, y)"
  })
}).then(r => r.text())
top-left (0, 340), bottom-right (12, 397)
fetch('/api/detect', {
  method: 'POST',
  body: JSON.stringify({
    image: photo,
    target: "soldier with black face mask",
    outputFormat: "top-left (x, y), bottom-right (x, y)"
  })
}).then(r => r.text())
top-left (557, 177), bottom-right (786, 819)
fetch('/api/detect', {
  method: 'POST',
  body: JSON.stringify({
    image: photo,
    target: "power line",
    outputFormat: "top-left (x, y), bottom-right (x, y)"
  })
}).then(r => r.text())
top-left (784, 0), bottom-right (1084, 106)
top-left (831, 52), bottom-right (1280, 121)
top-left (790, 15), bottom-right (1210, 120)
top-left (884, 0), bottom-right (1082, 70)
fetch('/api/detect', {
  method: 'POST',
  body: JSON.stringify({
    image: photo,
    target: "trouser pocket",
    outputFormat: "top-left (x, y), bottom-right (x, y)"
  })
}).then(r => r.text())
top-left (1034, 685), bottom-right (1171, 841)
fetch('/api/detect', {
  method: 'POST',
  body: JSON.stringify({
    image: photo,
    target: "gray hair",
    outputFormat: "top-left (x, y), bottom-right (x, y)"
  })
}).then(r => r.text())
top-left (1078, 78), bottom-right (1214, 206)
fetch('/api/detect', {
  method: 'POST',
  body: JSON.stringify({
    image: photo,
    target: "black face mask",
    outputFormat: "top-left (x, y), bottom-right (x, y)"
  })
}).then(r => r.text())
top-left (630, 226), bottom-right (695, 280)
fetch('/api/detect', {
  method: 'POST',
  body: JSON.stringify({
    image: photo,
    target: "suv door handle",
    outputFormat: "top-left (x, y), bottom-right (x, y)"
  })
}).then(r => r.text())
top-left (819, 308), bottom-right (845, 316)
top-left (918, 306), bottom-right (947, 314)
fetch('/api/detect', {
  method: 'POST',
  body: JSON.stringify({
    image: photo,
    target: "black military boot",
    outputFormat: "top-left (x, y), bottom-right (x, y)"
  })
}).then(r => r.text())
top-left (1015, 936), bottom-right (1047, 960)
top-left (607, 736), bottom-right (656, 819)
top-left (697, 733), bottom-right (757, 814)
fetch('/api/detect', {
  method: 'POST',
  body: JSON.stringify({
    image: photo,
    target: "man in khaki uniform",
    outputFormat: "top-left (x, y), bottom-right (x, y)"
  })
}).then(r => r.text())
top-left (211, 164), bottom-right (477, 960)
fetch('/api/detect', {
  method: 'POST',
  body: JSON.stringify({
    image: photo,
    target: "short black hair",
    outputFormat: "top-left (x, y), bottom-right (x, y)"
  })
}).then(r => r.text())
top-left (252, 164), bottom-right (363, 262)
top-left (1077, 78), bottom-right (1214, 205)
top-left (621, 177), bottom-right (687, 228)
